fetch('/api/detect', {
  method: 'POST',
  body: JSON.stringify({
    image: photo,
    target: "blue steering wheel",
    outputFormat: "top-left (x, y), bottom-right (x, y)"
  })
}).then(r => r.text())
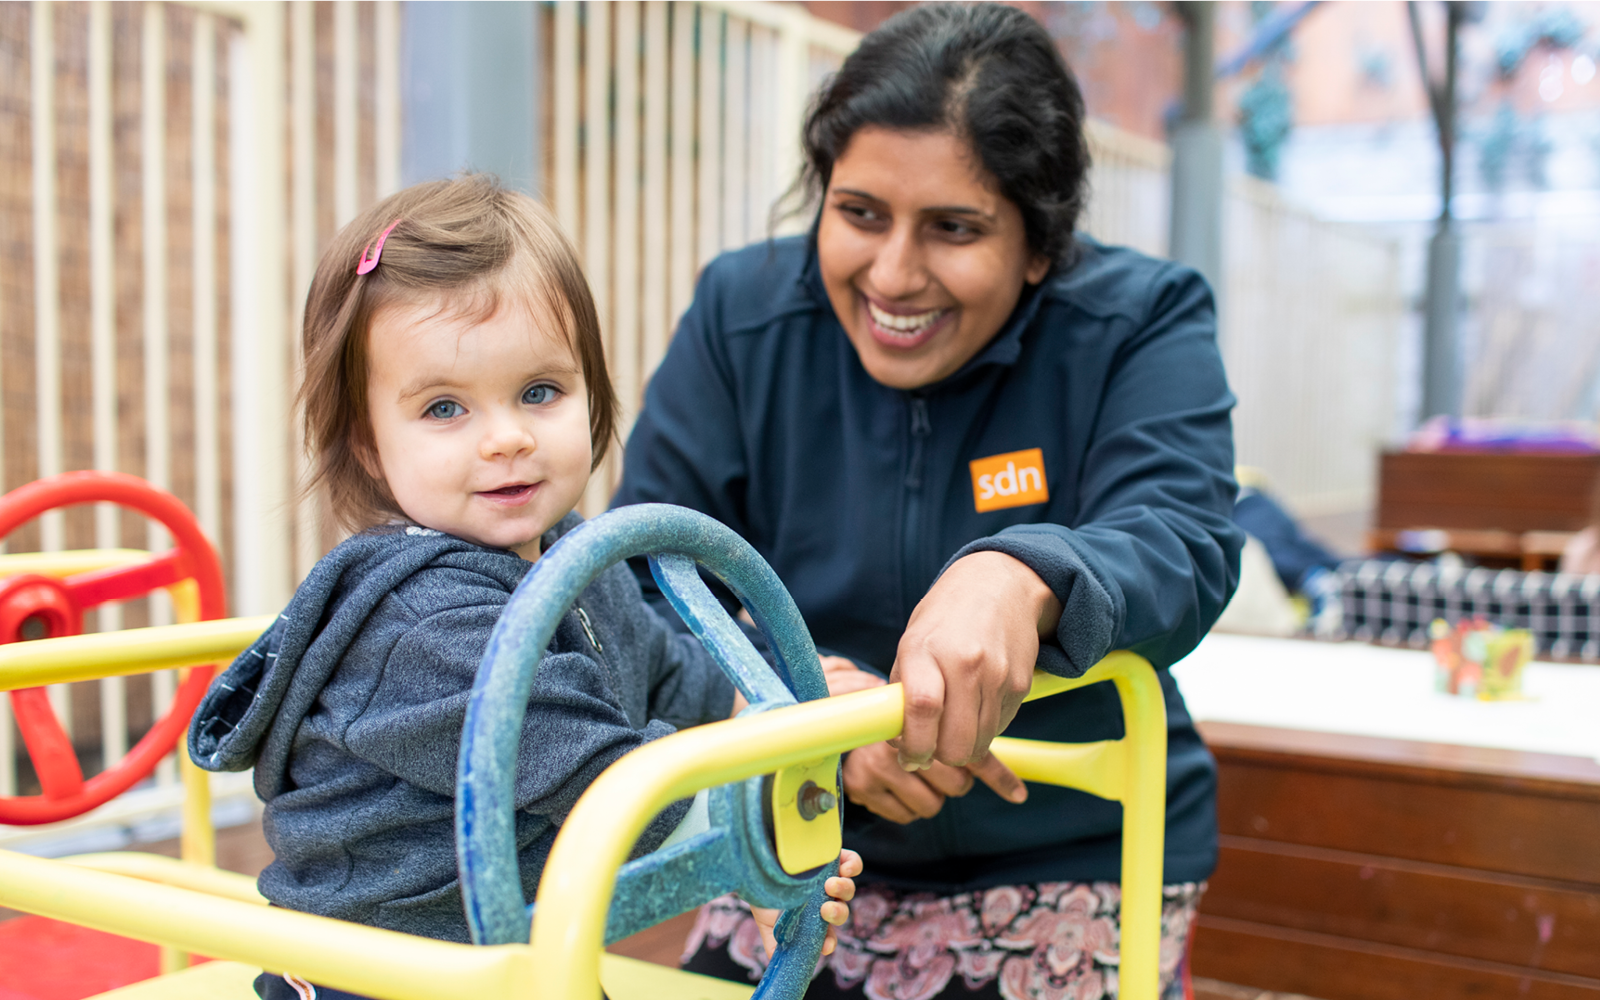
top-left (456, 504), bottom-right (837, 999)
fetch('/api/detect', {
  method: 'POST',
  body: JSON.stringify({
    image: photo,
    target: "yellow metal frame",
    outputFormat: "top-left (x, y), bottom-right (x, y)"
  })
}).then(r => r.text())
top-left (0, 549), bottom-right (269, 968)
top-left (769, 751), bottom-right (842, 873)
top-left (0, 610), bottom-right (1168, 1000)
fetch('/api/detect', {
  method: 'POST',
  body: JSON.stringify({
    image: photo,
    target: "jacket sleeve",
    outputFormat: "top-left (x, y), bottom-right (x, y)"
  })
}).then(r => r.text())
top-left (947, 265), bottom-right (1243, 674)
top-left (610, 268), bottom-right (771, 642)
top-left (610, 271), bottom-right (860, 678)
top-left (341, 592), bottom-right (680, 827)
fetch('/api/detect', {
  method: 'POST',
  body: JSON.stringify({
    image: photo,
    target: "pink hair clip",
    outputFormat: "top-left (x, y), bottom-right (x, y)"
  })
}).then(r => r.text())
top-left (356, 218), bottom-right (402, 275)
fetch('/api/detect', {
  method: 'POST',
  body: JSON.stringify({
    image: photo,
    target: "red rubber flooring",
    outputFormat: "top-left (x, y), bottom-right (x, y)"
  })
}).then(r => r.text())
top-left (0, 823), bottom-right (270, 999)
top-left (0, 915), bottom-right (182, 1000)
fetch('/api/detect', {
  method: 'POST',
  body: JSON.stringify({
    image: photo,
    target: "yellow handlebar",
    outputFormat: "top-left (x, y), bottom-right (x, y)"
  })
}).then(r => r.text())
top-left (0, 615), bottom-right (276, 691)
top-left (532, 651), bottom-right (1168, 1000)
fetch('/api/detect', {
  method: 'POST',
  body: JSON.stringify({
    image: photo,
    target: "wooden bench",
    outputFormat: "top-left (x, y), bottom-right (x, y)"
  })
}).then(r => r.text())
top-left (1369, 451), bottom-right (1599, 570)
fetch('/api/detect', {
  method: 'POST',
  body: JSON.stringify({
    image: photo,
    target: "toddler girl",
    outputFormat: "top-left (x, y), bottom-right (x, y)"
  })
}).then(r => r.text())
top-left (188, 176), bottom-right (857, 999)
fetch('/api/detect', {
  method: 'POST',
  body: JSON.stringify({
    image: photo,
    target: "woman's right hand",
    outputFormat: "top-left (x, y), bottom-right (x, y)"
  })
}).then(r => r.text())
top-left (822, 655), bottom-right (1027, 824)
top-left (843, 742), bottom-right (1027, 824)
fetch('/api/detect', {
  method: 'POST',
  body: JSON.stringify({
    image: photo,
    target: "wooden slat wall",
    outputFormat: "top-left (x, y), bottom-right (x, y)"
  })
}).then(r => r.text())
top-left (1193, 722), bottom-right (1600, 999)
top-left (0, 1), bottom-right (394, 801)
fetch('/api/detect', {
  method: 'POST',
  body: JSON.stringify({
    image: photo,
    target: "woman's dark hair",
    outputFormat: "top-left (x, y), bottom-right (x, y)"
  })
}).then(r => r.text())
top-left (798, 3), bottom-right (1091, 269)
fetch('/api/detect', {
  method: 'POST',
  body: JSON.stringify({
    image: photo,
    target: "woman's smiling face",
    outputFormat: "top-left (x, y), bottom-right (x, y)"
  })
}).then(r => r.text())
top-left (816, 126), bottom-right (1050, 390)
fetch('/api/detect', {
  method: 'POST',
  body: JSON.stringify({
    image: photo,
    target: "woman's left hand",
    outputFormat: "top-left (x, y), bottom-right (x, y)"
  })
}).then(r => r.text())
top-left (749, 849), bottom-right (863, 958)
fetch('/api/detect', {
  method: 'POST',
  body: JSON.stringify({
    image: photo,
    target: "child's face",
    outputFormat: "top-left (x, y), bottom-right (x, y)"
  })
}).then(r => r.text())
top-left (364, 295), bottom-right (592, 561)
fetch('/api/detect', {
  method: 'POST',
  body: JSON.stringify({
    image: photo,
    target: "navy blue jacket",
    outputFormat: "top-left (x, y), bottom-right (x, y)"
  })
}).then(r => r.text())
top-left (188, 515), bottom-right (733, 942)
top-left (613, 236), bottom-right (1242, 890)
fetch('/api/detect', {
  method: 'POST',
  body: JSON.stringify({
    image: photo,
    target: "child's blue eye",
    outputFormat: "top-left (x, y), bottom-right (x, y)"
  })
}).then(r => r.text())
top-left (523, 384), bottom-right (558, 405)
top-left (427, 400), bottom-right (463, 420)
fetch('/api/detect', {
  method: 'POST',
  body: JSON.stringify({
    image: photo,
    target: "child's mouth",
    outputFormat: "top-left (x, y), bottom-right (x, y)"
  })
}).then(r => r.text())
top-left (478, 483), bottom-right (537, 504)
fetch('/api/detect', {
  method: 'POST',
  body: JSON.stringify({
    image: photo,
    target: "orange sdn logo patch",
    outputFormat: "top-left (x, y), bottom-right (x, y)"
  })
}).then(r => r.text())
top-left (969, 448), bottom-right (1049, 513)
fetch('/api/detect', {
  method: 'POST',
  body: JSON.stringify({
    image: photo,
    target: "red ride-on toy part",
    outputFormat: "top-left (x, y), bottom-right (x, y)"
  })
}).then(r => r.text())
top-left (0, 471), bottom-right (226, 825)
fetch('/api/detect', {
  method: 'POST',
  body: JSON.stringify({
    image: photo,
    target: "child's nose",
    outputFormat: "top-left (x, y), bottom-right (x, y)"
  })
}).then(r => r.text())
top-left (479, 411), bottom-right (536, 459)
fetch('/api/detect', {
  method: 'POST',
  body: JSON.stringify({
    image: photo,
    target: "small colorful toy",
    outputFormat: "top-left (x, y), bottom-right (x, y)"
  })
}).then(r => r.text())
top-left (1429, 617), bottom-right (1533, 701)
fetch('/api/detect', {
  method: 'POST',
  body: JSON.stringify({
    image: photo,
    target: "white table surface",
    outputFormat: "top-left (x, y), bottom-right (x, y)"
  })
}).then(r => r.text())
top-left (1169, 633), bottom-right (1600, 762)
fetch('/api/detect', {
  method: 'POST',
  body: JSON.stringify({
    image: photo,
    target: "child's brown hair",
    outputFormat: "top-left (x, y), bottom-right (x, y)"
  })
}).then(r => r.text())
top-left (299, 175), bottom-right (615, 532)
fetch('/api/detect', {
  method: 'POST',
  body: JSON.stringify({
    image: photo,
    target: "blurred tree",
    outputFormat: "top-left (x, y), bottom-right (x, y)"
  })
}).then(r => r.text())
top-left (1408, 0), bottom-right (1467, 422)
top-left (1236, 2), bottom-right (1296, 180)
top-left (1493, 7), bottom-right (1586, 78)
top-left (1477, 102), bottom-right (1516, 192)
top-left (1239, 62), bottom-right (1293, 179)
top-left (1473, 9), bottom-right (1589, 197)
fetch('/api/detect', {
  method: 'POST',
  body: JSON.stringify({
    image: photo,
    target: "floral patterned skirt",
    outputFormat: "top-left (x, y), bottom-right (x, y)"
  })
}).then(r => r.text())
top-left (680, 881), bottom-right (1203, 1000)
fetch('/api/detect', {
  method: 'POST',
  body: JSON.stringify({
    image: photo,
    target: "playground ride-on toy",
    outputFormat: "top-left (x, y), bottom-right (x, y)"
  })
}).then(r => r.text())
top-left (0, 471), bottom-right (227, 825)
top-left (0, 503), bottom-right (1170, 1000)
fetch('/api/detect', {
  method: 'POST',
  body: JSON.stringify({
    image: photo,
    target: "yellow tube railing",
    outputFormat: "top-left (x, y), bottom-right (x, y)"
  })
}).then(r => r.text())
top-left (0, 607), bottom-right (1167, 1000)
top-left (0, 847), bottom-right (539, 999)
top-left (0, 615), bottom-right (275, 689)
top-left (0, 550), bottom-right (269, 970)
top-left (64, 850), bottom-right (268, 904)
top-left (530, 650), bottom-right (1168, 1000)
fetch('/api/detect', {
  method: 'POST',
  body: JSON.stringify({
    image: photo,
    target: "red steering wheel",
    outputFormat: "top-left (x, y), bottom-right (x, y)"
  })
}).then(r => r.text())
top-left (0, 471), bottom-right (226, 825)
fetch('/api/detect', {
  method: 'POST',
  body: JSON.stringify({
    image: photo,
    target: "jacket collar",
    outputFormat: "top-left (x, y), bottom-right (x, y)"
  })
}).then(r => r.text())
top-left (799, 238), bottom-right (1050, 390)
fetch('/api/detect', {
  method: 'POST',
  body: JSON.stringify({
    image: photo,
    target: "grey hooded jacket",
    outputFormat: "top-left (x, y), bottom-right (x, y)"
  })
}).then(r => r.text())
top-left (188, 513), bottom-right (734, 942)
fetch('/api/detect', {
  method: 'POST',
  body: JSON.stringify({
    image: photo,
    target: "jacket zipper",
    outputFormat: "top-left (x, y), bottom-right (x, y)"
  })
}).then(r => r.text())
top-left (902, 395), bottom-right (931, 619)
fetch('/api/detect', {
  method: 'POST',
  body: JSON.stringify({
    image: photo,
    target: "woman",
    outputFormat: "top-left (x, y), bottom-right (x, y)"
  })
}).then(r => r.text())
top-left (613, 5), bottom-right (1242, 998)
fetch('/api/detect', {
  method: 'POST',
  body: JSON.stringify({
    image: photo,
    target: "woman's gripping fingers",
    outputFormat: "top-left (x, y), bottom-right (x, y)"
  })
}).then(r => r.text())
top-left (966, 751), bottom-right (1028, 804)
top-left (844, 742), bottom-right (948, 823)
top-left (890, 552), bottom-right (1063, 769)
top-left (887, 645), bottom-right (945, 770)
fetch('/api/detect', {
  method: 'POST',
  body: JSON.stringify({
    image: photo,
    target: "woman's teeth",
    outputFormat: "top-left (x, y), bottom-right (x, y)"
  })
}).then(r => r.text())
top-left (868, 302), bottom-right (946, 334)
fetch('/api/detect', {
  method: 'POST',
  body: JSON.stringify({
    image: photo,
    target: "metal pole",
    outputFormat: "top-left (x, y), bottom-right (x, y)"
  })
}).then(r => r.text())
top-left (1169, 2), bottom-right (1224, 300)
top-left (1414, 2), bottom-right (1463, 421)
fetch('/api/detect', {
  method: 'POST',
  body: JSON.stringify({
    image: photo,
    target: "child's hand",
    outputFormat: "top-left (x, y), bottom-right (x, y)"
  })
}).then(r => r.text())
top-left (748, 849), bottom-right (863, 959)
top-left (731, 656), bottom-right (882, 717)
top-left (821, 656), bottom-right (887, 697)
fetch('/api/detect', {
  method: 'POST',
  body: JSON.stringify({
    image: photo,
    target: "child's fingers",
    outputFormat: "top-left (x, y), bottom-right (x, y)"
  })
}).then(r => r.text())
top-left (824, 875), bottom-right (856, 902)
top-left (748, 905), bottom-right (779, 928)
top-left (820, 899), bottom-right (849, 926)
top-left (838, 849), bottom-right (864, 878)
top-left (822, 931), bottom-right (837, 956)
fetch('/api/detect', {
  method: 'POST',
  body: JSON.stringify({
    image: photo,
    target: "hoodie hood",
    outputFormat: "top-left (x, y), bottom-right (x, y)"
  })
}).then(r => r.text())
top-left (189, 519), bottom-right (560, 799)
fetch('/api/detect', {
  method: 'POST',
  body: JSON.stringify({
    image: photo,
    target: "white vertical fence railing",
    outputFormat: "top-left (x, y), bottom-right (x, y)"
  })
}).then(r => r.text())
top-left (551, 1), bottom-right (861, 510)
top-left (1, 0), bottom-right (399, 850)
top-left (1080, 119), bottom-right (1172, 260)
top-left (1222, 177), bottom-right (1402, 516)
